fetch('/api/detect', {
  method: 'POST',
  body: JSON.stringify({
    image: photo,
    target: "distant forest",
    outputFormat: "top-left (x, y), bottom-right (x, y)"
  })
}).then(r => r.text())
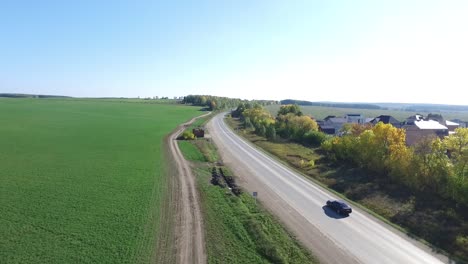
top-left (281, 99), bottom-right (381, 109)
top-left (0, 93), bottom-right (71, 99)
top-left (281, 99), bottom-right (468, 112)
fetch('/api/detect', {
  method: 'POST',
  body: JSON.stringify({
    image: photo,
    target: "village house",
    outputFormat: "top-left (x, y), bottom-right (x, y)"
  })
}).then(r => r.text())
top-left (451, 119), bottom-right (467, 128)
top-left (317, 116), bottom-right (347, 135)
top-left (446, 120), bottom-right (460, 133)
top-left (318, 112), bottom-right (463, 144)
top-left (318, 114), bottom-right (365, 135)
top-left (345, 114), bottom-right (365, 124)
top-left (402, 114), bottom-right (450, 145)
top-left (369, 115), bottom-right (401, 128)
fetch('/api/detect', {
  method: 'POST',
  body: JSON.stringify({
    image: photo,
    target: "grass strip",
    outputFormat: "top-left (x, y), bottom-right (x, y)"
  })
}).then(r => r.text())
top-left (178, 140), bottom-right (207, 162)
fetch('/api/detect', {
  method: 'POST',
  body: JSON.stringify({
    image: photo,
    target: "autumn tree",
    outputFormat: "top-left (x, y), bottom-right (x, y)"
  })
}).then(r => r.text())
top-left (444, 128), bottom-right (468, 180)
top-left (277, 104), bottom-right (303, 116)
top-left (411, 137), bottom-right (452, 193)
top-left (276, 104), bottom-right (318, 142)
top-left (289, 115), bottom-right (319, 141)
top-left (242, 105), bottom-right (275, 137)
top-left (443, 128), bottom-right (468, 202)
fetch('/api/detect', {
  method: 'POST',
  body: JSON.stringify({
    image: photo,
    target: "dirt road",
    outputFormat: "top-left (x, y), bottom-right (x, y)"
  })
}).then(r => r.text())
top-left (167, 112), bottom-right (210, 264)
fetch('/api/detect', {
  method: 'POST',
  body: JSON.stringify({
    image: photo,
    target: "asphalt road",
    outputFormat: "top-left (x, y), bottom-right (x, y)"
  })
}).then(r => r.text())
top-left (208, 113), bottom-right (449, 264)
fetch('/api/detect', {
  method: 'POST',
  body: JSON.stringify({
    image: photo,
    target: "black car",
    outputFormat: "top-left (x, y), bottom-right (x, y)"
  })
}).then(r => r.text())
top-left (326, 200), bottom-right (352, 215)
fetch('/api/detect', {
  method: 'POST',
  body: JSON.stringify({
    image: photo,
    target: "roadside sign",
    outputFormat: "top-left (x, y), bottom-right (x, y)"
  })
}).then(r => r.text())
top-left (253, 191), bottom-right (258, 205)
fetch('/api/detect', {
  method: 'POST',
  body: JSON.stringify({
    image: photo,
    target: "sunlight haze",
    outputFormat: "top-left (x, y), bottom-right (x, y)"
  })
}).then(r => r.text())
top-left (1, 0), bottom-right (467, 104)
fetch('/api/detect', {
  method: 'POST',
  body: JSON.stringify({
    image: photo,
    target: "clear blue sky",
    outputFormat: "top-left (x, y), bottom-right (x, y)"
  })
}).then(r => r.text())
top-left (1, 1), bottom-right (467, 104)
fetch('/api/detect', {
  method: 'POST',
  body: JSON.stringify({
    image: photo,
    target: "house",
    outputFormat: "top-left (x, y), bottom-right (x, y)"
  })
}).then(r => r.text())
top-left (370, 115), bottom-right (401, 128)
top-left (402, 115), bottom-right (448, 145)
top-left (445, 120), bottom-right (460, 132)
top-left (318, 116), bottom-right (347, 135)
top-left (364, 118), bottom-right (374, 124)
top-left (318, 114), bottom-right (366, 135)
top-left (424, 113), bottom-right (460, 132)
top-left (451, 119), bottom-right (466, 128)
top-left (404, 114), bottom-right (424, 125)
top-left (345, 114), bottom-right (365, 124)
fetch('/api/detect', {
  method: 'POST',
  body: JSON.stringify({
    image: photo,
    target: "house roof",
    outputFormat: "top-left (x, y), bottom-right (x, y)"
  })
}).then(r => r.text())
top-left (446, 120), bottom-right (460, 126)
top-left (326, 117), bottom-right (347, 124)
top-left (415, 120), bottom-right (448, 130)
top-left (371, 115), bottom-right (400, 124)
top-left (407, 114), bottom-right (424, 121)
top-left (320, 126), bottom-right (336, 130)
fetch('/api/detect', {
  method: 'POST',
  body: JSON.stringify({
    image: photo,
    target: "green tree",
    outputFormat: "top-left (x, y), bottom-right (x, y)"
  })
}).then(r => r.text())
top-left (266, 124), bottom-right (277, 141)
top-left (443, 128), bottom-right (468, 202)
top-left (255, 124), bottom-right (267, 137)
top-left (411, 137), bottom-right (452, 193)
top-left (444, 128), bottom-right (468, 180)
top-left (244, 117), bottom-right (253, 129)
top-left (209, 100), bottom-right (217, 111)
top-left (277, 104), bottom-right (302, 116)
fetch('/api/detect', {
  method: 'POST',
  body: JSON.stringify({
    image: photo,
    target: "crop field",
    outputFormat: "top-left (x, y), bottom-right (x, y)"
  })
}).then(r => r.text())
top-left (0, 98), bottom-right (202, 263)
top-left (266, 104), bottom-right (468, 121)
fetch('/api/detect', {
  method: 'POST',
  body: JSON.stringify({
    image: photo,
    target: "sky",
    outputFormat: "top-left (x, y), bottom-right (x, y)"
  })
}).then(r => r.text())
top-left (1, 0), bottom-right (467, 104)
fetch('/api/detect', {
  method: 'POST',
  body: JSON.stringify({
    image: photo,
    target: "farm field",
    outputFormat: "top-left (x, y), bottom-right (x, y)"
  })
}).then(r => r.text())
top-left (0, 98), bottom-right (202, 263)
top-left (266, 104), bottom-right (468, 121)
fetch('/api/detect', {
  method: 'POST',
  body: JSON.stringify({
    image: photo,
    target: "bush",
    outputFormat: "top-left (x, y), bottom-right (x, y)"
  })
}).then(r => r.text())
top-left (303, 131), bottom-right (328, 147)
top-left (182, 130), bottom-right (195, 140)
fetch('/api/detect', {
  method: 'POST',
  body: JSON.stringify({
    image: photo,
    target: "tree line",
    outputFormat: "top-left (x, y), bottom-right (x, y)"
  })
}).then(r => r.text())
top-left (183, 95), bottom-right (278, 111)
top-left (322, 123), bottom-right (468, 206)
top-left (233, 103), bottom-right (328, 146)
top-left (280, 99), bottom-right (381, 109)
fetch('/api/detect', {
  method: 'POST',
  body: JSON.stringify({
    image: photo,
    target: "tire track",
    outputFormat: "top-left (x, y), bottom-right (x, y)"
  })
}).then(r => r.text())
top-left (167, 112), bottom-right (210, 264)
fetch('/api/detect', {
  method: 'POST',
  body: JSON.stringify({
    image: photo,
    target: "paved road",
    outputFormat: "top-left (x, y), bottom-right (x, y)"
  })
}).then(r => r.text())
top-left (208, 113), bottom-right (449, 264)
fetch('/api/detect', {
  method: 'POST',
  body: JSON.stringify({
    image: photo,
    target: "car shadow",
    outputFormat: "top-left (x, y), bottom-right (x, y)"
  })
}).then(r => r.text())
top-left (322, 206), bottom-right (349, 219)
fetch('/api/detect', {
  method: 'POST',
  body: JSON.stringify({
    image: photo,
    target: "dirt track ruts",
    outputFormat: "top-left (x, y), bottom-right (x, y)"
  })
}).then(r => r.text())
top-left (167, 112), bottom-right (210, 264)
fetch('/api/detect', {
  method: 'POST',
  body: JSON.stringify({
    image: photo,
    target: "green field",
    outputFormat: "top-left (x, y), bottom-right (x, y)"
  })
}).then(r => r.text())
top-left (266, 104), bottom-right (468, 121)
top-left (0, 98), bottom-right (202, 263)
